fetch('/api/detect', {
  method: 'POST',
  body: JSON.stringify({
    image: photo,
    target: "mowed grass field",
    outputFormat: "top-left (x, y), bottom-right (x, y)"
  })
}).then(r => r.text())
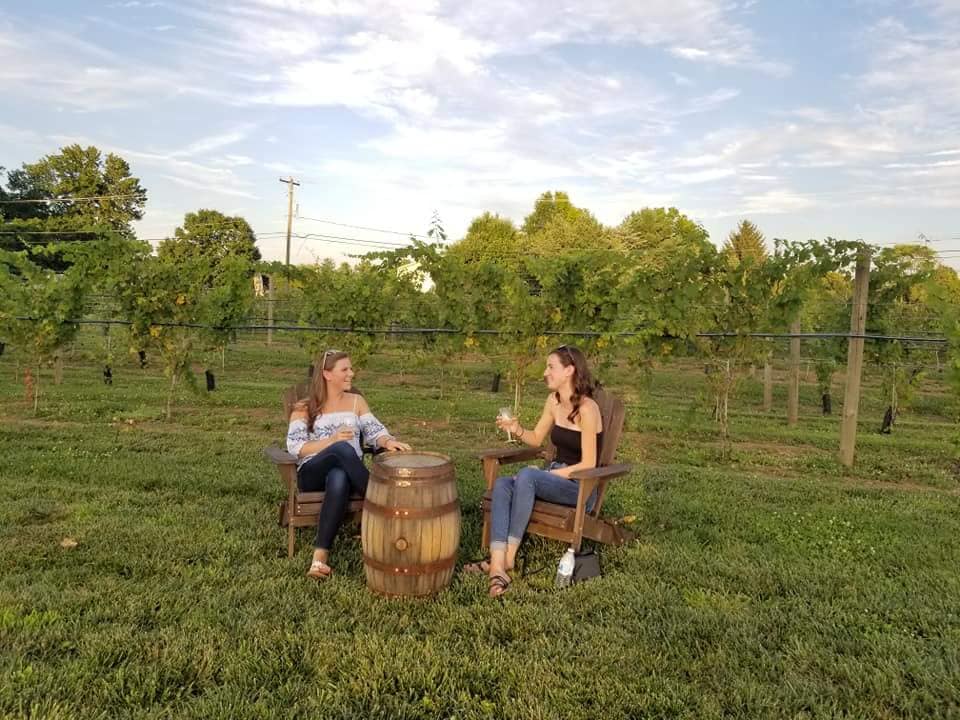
top-left (1, 335), bottom-right (958, 719)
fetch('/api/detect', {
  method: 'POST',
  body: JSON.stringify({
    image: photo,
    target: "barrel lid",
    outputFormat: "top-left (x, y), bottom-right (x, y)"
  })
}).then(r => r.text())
top-left (377, 453), bottom-right (449, 468)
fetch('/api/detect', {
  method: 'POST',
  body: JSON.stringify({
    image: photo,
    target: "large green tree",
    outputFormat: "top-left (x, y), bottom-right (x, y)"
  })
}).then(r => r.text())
top-left (447, 212), bottom-right (521, 267)
top-left (157, 209), bottom-right (261, 280)
top-left (617, 207), bottom-right (711, 257)
top-left (1, 146), bottom-right (145, 229)
top-left (522, 192), bottom-right (615, 255)
top-left (723, 219), bottom-right (768, 266)
top-left (0, 146), bottom-right (146, 268)
top-left (521, 191), bottom-right (585, 236)
top-left (527, 210), bottom-right (616, 256)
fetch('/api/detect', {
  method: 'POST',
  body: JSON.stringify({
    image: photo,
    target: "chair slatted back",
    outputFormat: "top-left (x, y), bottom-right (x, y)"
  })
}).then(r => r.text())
top-left (282, 382), bottom-right (309, 422)
top-left (595, 389), bottom-right (626, 467)
top-left (543, 389), bottom-right (625, 468)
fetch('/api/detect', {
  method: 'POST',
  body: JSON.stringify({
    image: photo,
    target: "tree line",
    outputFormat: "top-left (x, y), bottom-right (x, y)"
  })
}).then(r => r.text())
top-left (2, 146), bottom-right (959, 429)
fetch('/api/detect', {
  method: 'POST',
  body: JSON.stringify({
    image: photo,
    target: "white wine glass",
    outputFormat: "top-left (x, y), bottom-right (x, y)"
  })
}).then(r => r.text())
top-left (498, 406), bottom-right (514, 442)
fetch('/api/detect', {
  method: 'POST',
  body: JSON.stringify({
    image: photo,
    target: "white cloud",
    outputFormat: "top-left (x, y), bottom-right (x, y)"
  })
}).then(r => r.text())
top-left (883, 159), bottom-right (960, 170)
top-left (161, 174), bottom-right (259, 198)
top-left (3, 1), bottom-right (957, 253)
top-left (732, 190), bottom-right (816, 215)
top-left (170, 128), bottom-right (254, 158)
top-left (666, 167), bottom-right (737, 184)
top-left (264, 161), bottom-right (300, 174)
top-left (219, 155), bottom-right (256, 166)
top-left (44, 131), bottom-right (261, 201)
top-left (671, 47), bottom-right (710, 60)
top-left (679, 88), bottom-right (741, 115)
top-left (0, 19), bottom-right (228, 111)
top-left (860, 16), bottom-right (960, 117)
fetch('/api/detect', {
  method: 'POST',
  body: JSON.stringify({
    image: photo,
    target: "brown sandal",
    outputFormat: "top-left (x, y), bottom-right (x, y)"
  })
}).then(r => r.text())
top-left (488, 574), bottom-right (511, 598)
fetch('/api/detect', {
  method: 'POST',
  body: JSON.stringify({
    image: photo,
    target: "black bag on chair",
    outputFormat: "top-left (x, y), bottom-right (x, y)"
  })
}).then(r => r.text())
top-left (572, 550), bottom-right (601, 583)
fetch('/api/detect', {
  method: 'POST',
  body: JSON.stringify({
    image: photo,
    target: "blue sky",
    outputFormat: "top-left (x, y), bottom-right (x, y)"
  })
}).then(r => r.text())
top-left (1, 0), bottom-right (958, 263)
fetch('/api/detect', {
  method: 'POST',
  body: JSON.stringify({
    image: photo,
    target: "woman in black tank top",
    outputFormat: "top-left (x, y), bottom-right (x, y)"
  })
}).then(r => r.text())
top-left (480, 345), bottom-right (603, 597)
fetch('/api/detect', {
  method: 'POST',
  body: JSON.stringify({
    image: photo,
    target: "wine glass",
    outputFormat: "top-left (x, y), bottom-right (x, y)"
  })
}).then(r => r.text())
top-left (498, 406), bottom-right (514, 442)
top-left (337, 421), bottom-right (354, 441)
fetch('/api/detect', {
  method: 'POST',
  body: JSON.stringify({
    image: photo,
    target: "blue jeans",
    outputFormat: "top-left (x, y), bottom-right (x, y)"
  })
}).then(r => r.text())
top-left (297, 441), bottom-right (369, 550)
top-left (490, 463), bottom-right (598, 550)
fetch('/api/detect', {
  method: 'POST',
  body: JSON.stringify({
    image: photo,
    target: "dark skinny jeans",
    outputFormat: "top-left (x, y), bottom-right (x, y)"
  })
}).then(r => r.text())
top-left (297, 441), bottom-right (369, 550)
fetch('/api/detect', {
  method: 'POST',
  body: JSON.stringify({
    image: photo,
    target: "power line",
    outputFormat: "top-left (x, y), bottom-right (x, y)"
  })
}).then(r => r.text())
top-left (0, 230), bottom-right (105, 236)
top-left (3, 231), bottom-right (403, 251)
top-left (0, 193), bottom-right (146, 204)
top-left (292, 232), bottom-right (408, 249)
top-left (296, 214), bottom-right (429, 240)
top-left (10, 317), bottom-right (950, 344)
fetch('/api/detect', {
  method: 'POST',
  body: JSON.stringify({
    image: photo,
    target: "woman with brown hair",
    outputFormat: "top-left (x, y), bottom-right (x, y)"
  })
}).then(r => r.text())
top-left (466, 345), bottom-right (603, 597)
top-left (286, 349), bottom-right (411, 580)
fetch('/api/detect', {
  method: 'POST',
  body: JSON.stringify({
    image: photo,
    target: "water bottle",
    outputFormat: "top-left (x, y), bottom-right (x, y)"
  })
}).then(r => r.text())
top-left (555, 547), bottom-right (575, 588)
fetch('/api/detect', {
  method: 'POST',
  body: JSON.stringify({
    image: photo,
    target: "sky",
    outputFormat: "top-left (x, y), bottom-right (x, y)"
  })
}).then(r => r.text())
top-left (1, 0), bottom-right (959, 264)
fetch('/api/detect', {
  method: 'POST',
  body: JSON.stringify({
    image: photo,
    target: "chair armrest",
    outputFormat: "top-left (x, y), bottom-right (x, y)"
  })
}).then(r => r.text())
top-left (568, 463), bottom-right (633, 482)
top-left (264, 446), bottom-right (298, 465)
top-left (476, 447), bottom-right (545, 464)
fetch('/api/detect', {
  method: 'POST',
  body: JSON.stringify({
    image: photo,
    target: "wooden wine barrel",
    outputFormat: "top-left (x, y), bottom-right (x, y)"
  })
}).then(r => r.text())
top-left (361, 452), bottom-right (460, 597)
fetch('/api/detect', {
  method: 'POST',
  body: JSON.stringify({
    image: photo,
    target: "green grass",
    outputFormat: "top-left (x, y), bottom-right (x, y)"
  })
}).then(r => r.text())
top-left (1, 336), bottom-right (959, 719)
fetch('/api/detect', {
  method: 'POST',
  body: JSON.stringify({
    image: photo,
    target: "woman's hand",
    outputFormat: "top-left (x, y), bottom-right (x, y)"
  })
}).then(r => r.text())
top-left (381, 438), bottom-right (412, 452)
top-left (495, 415), bottom-right (521, 435)
top-left (332, 426), bottom-right (354, 443)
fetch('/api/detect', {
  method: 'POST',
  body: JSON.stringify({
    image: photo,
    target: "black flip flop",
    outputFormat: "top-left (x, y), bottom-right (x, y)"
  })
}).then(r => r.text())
top-left (488, 574), bottom-right (511, 598)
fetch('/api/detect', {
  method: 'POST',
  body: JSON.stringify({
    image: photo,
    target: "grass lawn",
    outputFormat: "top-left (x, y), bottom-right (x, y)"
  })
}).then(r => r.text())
top-left (1, 335), bottom-right (959, 719)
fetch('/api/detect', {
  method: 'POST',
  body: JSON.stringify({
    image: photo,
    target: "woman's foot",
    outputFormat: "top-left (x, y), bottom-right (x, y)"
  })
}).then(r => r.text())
top-left (488, 573), bottom-right (511, 598)
top-left (306, 558), bottom-right (332, 580)
top-left (464, 558), bottom-right (516, 575)
top-left (463, 559), bottom-right (491, 574)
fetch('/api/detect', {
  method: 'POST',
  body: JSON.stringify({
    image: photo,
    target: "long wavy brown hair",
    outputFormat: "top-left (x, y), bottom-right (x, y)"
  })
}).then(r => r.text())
top-left (306, 349), bottom-right (361, 428)
top-left (550, 345), bottom-right (594, 424)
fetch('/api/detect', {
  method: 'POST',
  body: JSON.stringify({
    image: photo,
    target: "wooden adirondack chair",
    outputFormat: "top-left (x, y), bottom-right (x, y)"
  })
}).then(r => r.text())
top-left (264, 382), bottom-right (367, 558)
top-left (479, 389), bottom-right (635, 552)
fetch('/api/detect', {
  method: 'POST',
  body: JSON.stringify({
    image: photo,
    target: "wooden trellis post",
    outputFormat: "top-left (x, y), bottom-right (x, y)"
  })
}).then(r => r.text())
top-left (839, 248), bottom-right (871, 467)
top-left (787, 319), bottom-right (801, 426)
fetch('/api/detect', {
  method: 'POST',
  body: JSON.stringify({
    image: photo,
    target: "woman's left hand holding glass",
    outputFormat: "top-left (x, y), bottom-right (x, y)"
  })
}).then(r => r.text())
top-left (495, 415), bottom-right (521, 435)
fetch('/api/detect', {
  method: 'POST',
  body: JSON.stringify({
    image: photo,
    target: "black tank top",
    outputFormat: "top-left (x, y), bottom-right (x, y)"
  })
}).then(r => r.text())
top-left (550, 425), bottom-right (603, 467)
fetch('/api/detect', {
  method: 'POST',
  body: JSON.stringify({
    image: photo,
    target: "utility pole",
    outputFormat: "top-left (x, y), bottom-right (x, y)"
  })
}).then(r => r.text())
top-left (279, 176), bottom-right (300, 271)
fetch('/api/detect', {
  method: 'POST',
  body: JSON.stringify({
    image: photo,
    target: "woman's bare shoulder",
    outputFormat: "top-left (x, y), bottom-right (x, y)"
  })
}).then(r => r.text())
top-left (581, 396), bottom-right (601, 414)
top-left (580, 397), bottom-right (602, 425)
top-left (352, 392), bottom-right (371, 414)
